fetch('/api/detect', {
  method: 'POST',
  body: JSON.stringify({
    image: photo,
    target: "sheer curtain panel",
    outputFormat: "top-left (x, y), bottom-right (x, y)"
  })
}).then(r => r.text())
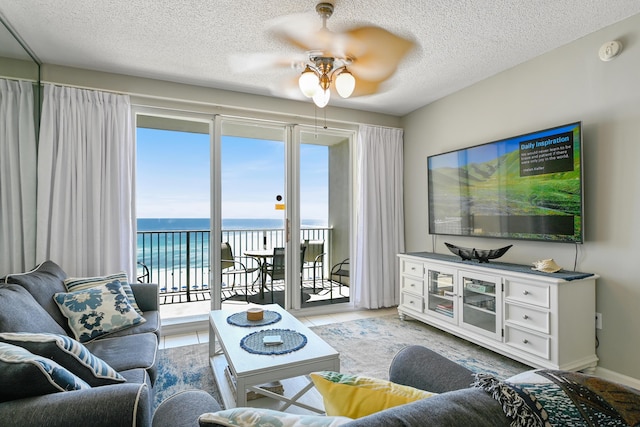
top-left (0, 79), bottom-right (37, 276)
top-left (36, 84), bottom-right (135, 277)
top-left (353, 125), bottom-right (405, 309)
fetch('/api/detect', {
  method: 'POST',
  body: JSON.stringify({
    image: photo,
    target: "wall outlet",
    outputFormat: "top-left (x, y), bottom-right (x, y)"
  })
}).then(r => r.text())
top-left (595, 312), bottom-right (603, 330)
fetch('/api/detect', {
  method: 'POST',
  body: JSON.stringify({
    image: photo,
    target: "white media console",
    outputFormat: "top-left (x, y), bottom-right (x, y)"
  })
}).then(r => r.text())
top-left (397, 252), bottom-right (598, 371)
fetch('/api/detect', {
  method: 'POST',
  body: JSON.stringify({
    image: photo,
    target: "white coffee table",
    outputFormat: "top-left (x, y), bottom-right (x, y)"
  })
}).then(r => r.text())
top-left (209, 304), bottom-right (340, 412)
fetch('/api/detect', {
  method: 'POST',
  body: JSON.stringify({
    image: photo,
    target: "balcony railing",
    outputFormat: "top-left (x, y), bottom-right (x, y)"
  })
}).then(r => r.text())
top-left (136, 227), bottom-right (332, 304)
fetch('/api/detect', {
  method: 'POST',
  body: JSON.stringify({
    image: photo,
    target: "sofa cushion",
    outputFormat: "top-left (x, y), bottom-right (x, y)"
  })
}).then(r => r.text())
top-left (64, 272), bottom-right (143, 314)
top-left (85, 332), bottom-right (158, 384)
top-left (0, 342), bottom-right (90, 402)
top-left (310, 371), bottom-right (436, 418)
top-left (199, 408), bottom-right (352, 427)
top-left (54, 280), bottom-right (146, 343)
top-left (0, 332), bottom-right (125, 386)
top-left (0, 285), bottom-right (67, 335)
top-left (5, 260), bottom-right (71, 333)
top-left (344, 387), bottom-right (510, 427)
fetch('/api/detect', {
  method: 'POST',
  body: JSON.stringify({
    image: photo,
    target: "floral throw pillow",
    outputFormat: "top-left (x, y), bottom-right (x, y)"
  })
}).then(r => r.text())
top-left (54, 280), bottom-right (146, 343)
top-left (64, 272), bottom-right (142, 315)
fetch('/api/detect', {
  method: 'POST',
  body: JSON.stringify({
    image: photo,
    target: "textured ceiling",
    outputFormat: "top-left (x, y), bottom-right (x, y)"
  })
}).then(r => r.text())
top-left (1, 1), bottom-right (639, 116)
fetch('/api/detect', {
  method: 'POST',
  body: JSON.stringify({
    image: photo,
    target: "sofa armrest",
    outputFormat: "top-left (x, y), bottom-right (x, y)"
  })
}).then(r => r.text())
top-left (388, 345), bottom-right (475, 393)
top-left (129, 282), bottom-right (160, 312)
top-left (0, 383), bottom-right (151, 427)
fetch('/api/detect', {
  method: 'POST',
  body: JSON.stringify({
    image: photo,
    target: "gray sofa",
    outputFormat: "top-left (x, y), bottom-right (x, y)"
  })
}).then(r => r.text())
top-left (200, 345), bottom-right (640, 426)
top-left (0, 260), bottom-right (216, 427)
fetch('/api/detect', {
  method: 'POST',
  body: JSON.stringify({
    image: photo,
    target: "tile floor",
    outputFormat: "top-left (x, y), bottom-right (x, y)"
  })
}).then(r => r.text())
top-left (159, 306), bottom-right (398, 350)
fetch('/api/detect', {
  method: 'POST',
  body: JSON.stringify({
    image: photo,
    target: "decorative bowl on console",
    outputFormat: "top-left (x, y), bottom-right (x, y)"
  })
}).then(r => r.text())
top-left (445, 242), bottom-right (512, 263)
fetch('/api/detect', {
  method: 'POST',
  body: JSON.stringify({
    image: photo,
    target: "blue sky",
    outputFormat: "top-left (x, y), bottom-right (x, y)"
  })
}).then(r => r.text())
top-left (136, 128), bottom-right (328, 220)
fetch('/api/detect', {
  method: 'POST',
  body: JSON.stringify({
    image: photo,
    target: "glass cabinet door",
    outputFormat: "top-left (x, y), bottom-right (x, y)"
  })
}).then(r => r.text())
top-left (426, 267), bottom-right (457, 323)
top-left (460, 272), bottom-right (502, 339)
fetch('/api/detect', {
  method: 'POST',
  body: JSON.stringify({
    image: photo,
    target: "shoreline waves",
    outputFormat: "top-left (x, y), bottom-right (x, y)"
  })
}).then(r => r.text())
top-left (138, 218), bottom-right (327, 232)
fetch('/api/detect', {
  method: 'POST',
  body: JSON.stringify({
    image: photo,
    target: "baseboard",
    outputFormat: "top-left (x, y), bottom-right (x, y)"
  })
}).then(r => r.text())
top-left (161, 315), bottom-right (209, 336)
top-left (595, 367), bottom-right (640, 389)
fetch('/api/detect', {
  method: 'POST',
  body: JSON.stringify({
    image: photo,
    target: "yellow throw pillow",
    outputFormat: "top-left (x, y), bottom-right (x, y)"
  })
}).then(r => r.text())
top-left (310, 371), bottom-right (436, 418)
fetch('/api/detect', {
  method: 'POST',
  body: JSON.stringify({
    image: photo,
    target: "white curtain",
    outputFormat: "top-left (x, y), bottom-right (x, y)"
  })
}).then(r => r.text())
top-left (36, 84), bottom-right (135, 278)
top-left (353, 125), bottom-right (405, 309)
top-left (0, 79), bottom-right (37, 276)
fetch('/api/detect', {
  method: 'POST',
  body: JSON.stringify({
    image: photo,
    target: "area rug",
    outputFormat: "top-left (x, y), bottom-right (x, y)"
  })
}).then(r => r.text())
top-left (154, 342), bottom-right (218, 410)
top-left (153, 313), bottom-right (532, 409)
top-left (309, 314), bottom-right (531, 380)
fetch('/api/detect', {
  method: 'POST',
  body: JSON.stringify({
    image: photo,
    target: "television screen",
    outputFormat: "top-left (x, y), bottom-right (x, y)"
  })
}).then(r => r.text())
top-left (428, 122), bottom-right (583, 243)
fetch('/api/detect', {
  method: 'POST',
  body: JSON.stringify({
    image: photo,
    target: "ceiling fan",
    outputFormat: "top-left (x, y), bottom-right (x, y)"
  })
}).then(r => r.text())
top-left (232, 2), bottom-right (416, 108)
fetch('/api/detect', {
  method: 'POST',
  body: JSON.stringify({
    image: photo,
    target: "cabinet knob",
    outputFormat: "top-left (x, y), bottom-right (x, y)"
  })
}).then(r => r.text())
top-left (522, 339), bottom-right (529, 344)
top-left (522, 290), bottom-right (529, 295)
top-left (522, 314), bottom-right (529, 320)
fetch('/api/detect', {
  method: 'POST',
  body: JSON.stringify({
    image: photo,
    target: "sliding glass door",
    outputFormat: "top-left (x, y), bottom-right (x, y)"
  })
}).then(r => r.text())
top-left (135, 112), bottom-right (213, 319)
top-left (297, 127), bottom-right (352, 308)
top-left (135, 109), bottom-right (353, 318)
top-left (218, 120), bottom-right (354, 311)
top-left (219, 119), bottom-right (287, 307)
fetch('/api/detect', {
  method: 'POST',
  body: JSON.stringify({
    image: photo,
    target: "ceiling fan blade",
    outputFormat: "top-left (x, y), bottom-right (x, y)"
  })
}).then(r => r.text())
top-left (271, 76), bottom-right (308, 99)
top-left (349, 78), bottom-right (382, 97)
top-left (341, 26), bottom-right (415, 82)
top-left (268, 13), bottom-right (335, 53)
top-left (228, 52), bottom-right (307, 74)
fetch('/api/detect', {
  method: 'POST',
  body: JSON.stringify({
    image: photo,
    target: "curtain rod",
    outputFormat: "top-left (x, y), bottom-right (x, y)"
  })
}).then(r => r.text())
top-left (0, 75), bottom-right (38, 83)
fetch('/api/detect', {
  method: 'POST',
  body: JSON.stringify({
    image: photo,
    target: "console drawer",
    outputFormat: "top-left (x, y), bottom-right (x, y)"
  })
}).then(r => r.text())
top-left (401, 276), bottom-right (424, 294)
top-left (505, 280), bottom-right (550, 308)
top-left (505, 325), bottom-right (550, 360)
top-left (400, 292), bottom-right (423, 313)
top-left (505, 303), bottom-right (550, 334)
top-left (402, 260), bottom-right (424, 277)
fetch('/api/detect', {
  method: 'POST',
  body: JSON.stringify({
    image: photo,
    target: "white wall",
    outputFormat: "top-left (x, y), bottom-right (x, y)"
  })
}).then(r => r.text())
top-left (401, 13), bottom-right (640, 381)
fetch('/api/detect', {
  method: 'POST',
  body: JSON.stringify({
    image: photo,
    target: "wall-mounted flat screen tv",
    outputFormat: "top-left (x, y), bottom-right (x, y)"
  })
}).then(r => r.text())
top-left (428, 122), bottom-right (583, 243)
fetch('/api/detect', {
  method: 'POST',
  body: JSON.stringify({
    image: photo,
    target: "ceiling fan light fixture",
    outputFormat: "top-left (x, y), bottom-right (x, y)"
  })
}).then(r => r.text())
top-left (298, 65), bottom-right (320, 97)
top-left (335, 69), bottom-right (355, 98)
top-left (312, 87), bottom-right (331, 108)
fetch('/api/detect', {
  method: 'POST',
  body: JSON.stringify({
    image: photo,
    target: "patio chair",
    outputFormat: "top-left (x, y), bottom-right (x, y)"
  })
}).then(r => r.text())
top-left (264, 246), bottom-right (306, 304)
top-left (330, 258), bottom-right (350, 296)
top-left (136, 261), bottom-right (150, 283)
top-left (302, 240), bottom-right (325, 292)
top-left (221, 242), bottom-right (258, 301)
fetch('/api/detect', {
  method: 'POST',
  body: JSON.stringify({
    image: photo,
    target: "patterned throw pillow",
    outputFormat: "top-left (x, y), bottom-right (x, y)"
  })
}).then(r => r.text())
top-left (0, 332), bottom-right (125, 386)
top-left (310, 371), bottom-right (437, 418)
top-left (199, 408), bottom-right (352, 427)
top-left (54, 280), bottom-right (146, 343)
top-left (64, 272), bottom-right (143, 314)
top-left (475, 369), bottom-right (640, 426)
top-left (0, 342), bottom-right (90, 402)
